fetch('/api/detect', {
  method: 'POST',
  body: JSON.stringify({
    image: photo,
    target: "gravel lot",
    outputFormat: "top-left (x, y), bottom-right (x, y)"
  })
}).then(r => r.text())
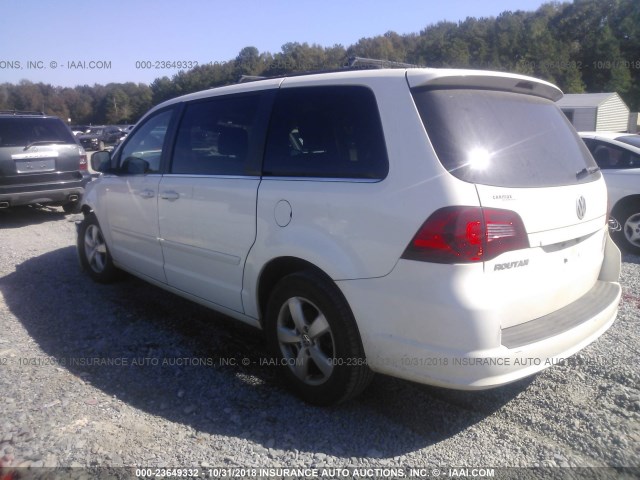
top-left (0, 205), bottom-right (638, 477)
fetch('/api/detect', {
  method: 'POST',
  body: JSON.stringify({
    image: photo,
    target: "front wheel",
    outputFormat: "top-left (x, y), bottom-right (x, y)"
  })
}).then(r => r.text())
top-left (611, 203), bottom-right (640, 255)
top-left (265, 271), bottom-right (373, 405)
top-left (77, 213), bottom-right (119, 283)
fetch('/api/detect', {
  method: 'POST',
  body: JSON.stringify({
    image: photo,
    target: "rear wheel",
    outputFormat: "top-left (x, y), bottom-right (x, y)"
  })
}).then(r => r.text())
top-left (77, 213), bottom-right (119, 283)
top-left (612, 203), bottom-right (640, 255)
top-left (62, 202), bottom-right (79, 214)
top-left (265, 271), bottom-right (373, 405)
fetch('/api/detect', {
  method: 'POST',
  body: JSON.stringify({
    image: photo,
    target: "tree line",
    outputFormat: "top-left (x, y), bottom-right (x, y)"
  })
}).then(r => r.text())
top-left (1, 0), bottom-right (638, 125)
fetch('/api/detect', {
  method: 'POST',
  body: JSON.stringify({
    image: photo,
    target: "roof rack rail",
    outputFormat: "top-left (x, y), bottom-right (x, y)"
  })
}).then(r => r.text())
top-left (346, 56), bottom-right (420, 69)
top-left (238, 75), bottom-right (267, 83)
top-left (0, 109), bottom-right (45, 116)
top-left (233, 57), bottom-right (422, 85)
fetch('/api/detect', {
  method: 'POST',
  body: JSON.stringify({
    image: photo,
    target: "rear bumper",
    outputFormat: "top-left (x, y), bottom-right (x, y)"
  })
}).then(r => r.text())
top-left (337, 235), bottom-right (621, 390)
top-left (0, 173), bottom-right (90, 207)
top-left (501, 281), bottom-right (619, 349)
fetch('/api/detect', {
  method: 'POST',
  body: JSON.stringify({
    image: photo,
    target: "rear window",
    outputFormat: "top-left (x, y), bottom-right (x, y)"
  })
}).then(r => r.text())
top-left (0, 117), bottom-right (76, 147)
top-left (411, 89), bottom-right (599, 187)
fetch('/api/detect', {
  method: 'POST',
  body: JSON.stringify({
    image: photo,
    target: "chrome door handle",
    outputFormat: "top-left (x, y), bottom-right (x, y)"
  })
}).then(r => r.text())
top-left (160, 191), bottom-right (180, 201)
top-left (138, 189), bottom-right (155, 199)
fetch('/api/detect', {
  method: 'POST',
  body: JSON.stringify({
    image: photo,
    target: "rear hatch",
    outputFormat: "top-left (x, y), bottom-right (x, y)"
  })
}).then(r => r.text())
top-left (408, 71), bottom-right (607, 328)
top-left (0, 117), bottom-right (85, 187)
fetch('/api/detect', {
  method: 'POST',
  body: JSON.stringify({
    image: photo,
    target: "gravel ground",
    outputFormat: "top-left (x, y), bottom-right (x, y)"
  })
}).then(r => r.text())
top-left (0, 205), bottom-right (638, 478)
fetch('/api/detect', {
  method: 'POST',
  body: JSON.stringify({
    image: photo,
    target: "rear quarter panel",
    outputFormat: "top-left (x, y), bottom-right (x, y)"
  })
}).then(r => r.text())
top-left (241, 74), bottom-right (481, 319)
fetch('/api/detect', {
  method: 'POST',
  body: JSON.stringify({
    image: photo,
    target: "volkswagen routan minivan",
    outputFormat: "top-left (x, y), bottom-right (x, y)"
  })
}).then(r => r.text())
top-left (79, 68), bottom-right (621, 405)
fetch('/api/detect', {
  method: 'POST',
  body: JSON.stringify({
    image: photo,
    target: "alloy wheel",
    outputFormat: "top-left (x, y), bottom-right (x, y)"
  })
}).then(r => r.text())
top-left (623, 213), bottom-right (640, 248)
top-left (276, 296), bottom-right (335, 386)
top-left (84, 224), bottom-right (108, 273)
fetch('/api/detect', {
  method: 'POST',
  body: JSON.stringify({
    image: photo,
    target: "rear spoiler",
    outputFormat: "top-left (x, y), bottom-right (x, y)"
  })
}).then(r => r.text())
top-left (406, 69), bottom-right (563, 102)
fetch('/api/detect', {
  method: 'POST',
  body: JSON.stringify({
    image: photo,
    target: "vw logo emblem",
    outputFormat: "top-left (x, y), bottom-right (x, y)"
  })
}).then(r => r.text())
top-left (576, 196), bottom-right (586, 220)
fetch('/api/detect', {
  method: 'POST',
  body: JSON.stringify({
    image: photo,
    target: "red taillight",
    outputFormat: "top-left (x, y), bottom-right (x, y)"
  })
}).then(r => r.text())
top-left (401, 206), bottom-right (529, 264)
top-left (79, 153), bottom-right (88, 171)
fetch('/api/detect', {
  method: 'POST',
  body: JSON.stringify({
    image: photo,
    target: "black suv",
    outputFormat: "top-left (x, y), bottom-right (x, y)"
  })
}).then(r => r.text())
top-left (0, 111), bottom-right (90, 212)
top-left (78, 125), bottom-right (123, 151)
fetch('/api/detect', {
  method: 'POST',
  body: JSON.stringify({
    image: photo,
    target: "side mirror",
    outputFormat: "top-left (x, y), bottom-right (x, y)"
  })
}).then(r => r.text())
top-left (121, 156), bottom-right (150, 174)
top-left (91, 150), bottom-right (111, 172)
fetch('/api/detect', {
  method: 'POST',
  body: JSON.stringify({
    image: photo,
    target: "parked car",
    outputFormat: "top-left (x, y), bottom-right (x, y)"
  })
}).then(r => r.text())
top-left (579, 132), bottom-right (640, 255)
top-left (0, 111), bottom-right (90, 212)
top-left (70, 125), bottom-right (90, 136)
top-left (115, 125), bottom-right (135, 146)
top-left (78, 68), bottom-right (621, 405)
top-left (78, 125), bottom-right (123, 151)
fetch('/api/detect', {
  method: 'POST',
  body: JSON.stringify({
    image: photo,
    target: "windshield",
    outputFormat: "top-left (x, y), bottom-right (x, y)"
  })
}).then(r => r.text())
top-left (411, 89), bottom-right (599, 187)
top-left (88, 128), bottom-right (104, 134)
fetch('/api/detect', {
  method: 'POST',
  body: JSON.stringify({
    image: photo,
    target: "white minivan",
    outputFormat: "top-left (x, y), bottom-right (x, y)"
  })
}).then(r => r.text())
top-left (80, 68), bottom-right (621, 405)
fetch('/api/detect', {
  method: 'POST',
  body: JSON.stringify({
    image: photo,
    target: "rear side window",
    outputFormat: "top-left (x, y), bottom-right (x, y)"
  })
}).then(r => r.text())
top-left (412, 89), bottom-right (599, 187)
top-left (583, 138), bottom-right (640, 169)
top-left (171, 94), bottom-right (262, 176)
top-left (263, 86), bottom-right (388, 179)
top-left (0, 118), bottom-right (76, 147)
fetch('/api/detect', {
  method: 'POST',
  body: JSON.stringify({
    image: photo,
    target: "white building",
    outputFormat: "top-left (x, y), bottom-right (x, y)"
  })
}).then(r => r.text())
top-left (557, 92), bottom-right (631, 132)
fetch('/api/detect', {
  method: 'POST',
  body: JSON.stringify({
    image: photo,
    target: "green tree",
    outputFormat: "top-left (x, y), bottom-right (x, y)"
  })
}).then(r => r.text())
top-left (150, 76), bottom-right (178, 105)
top-left (2, 0), bottom-right (639, 119)
top-left (104, 88), bottom-right (130, 124)
top-left (235, 46), bottom-right (261, 77)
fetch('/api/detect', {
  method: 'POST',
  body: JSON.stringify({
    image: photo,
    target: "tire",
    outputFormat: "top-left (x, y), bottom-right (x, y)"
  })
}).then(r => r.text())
top-left (77, 213), bottom-right (120, 283)
top-left (611, 203), bottom-right (640, 255)
top-left (62, 202), bottom-right (79, 214)
top-left (265, 271), bottom-right (373, 405)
